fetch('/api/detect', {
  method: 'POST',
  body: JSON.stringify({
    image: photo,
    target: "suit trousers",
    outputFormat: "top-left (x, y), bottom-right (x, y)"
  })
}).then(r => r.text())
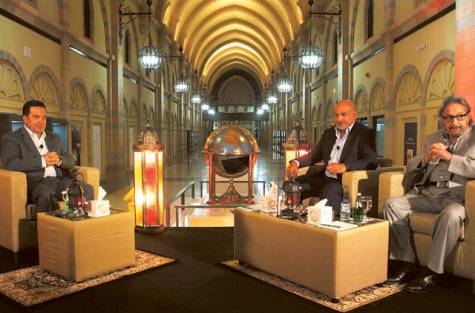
top-left (383, 187), bottom-right (465, 274)
top-left (29, 177), bottom-right (94, 212)
top-left (295, 173), bottom-right (343, 213)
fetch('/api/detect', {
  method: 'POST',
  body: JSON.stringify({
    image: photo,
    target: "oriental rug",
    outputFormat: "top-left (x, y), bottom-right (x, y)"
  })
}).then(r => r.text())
top-left (0, 250), bottom-right (175, 306)
top-left (222, 259), bottom-right (403, 312)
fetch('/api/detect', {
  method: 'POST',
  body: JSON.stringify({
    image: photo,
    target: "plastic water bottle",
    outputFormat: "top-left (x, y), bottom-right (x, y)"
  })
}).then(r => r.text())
top-left (340, 192), bottom-right (351, 221)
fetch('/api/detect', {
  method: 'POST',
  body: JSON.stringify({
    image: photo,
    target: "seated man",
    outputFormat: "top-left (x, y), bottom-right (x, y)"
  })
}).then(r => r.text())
top-left (384, 95), bottom-right (474, 293)
top-left (286, 99), bottom-right (377, 214)
top-left (0, 100), bottom-right (93, 215)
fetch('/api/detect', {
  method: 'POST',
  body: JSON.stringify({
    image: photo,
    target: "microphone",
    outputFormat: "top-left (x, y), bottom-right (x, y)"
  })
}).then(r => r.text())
top-left (336, 146), bottom-right (340, 150)
top-left (39, 144), bottom-right (44, 149)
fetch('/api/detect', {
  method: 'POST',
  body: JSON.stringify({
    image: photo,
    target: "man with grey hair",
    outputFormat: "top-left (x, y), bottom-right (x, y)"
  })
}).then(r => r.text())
top-left (384, 95), bottom-right (475, 293)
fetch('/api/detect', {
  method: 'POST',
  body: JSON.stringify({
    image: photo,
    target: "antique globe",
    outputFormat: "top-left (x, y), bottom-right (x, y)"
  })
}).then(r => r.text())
top-left (204, 125), bottom-right (259, 203)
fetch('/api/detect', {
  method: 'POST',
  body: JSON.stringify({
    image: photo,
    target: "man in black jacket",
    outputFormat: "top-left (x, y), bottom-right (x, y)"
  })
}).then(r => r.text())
top-left (286, 99), bottom-right (377, 213)
top-left (0, 100), bottom-right (93, 213)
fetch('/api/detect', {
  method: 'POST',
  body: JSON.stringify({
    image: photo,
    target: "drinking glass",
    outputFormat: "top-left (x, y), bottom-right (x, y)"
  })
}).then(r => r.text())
top-left (359, 196), bottom-right (372, 221)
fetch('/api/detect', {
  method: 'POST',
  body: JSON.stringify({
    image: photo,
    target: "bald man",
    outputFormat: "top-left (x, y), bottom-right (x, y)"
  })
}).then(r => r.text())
top-left (286, 99), bottom-right (377, 214)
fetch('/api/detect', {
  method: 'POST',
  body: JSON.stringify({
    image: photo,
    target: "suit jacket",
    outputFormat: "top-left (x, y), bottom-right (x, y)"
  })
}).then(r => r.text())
top-left (407, 125), bottom-right (475, 198)
top-left (0, 127), bottom-right (75, 188)
top-left (296, 122), bottom-right (377, 180)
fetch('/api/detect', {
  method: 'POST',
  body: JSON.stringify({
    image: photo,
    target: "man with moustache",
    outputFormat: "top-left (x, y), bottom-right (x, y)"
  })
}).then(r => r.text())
top-left (286, 99), bottom-right (377, 214)
top-left (1, 100), bottom-right (93, 216)
top-left (384, 95), bottom-right (475, 293)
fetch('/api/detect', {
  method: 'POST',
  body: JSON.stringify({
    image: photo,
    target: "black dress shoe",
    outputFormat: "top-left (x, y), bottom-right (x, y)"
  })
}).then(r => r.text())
top-left (385, 271), bottom-right (415, 285)
top-left (405, 272), bottom-right (437, 293)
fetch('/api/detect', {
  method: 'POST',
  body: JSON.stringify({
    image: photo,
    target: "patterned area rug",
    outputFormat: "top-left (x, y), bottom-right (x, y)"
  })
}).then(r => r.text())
top-left (0, 250), bottom-right (175, 306)
top-left (222, 260), bottom-right (403, 312)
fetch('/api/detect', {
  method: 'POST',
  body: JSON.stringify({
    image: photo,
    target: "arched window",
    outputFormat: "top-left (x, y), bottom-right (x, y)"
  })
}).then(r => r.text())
top-left (366, 0), bottom-right (374, 40)
top-left (125, 30), bottom-right (131, 65)
top-left (84, 0), bottom-right (92, 39)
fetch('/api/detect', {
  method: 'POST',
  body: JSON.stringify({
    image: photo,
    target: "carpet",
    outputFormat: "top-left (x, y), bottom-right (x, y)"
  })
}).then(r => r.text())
top-left (222, 260), bottom-right (403, 312)
top-left (0, 250), bottom-right (175, 306)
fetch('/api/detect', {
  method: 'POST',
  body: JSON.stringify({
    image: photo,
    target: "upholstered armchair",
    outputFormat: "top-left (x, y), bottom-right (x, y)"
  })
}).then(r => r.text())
top-left (0, 166), bottom-right (100, 253)
top-left (378, 171), bottom-right (475, 286)
top-left (341, 166), bottom-right (405, 217)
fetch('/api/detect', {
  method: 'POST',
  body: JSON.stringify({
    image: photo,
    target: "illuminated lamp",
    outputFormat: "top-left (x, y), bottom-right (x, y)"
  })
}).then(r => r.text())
top-left (283, 121), bottom-right (312, 179)
top-left (134, 121), bottom-right (165, 233)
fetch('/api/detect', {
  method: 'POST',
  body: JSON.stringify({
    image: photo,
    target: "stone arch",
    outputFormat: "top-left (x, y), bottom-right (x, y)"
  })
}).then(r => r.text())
top-left (70, 77), bottom-right (89, 112)
top-left (394, 65), bottom-right (423, 107)
top-left (354, 84), bottom-right (368, 115)
top-left (141, 103), bottom-right (148, 121)
top-left (90, 85), bottom-right (106, 114)
top-left (349, 0), bottom-right (361, 53)
top-left (0, 51), bottom-right (27, 103)
top-left (129, 98), bottom-right (139, 121)
top-left (369, 77), bottom-right (385, 112)
top-left (98, 0), bottom-right (111, 54)
top-left (422, 50), bottom-right (455, 105)
top-left (27, 65), bottom-right (61, 109)
top-left (123, 97), bottom-right (128, 117)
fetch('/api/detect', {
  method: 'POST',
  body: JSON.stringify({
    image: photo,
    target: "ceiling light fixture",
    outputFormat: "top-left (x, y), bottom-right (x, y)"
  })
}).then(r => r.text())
top-left (277, 47), bottom-right (293, 93)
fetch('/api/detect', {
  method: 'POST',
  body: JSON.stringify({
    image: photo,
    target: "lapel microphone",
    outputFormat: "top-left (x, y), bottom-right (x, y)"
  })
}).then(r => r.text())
top-left (39, 144), bottom-right (44, 149)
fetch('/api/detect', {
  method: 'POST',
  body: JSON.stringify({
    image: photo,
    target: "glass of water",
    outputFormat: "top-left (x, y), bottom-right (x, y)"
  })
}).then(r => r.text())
top-left (359, 196), bottom-right (372, 221)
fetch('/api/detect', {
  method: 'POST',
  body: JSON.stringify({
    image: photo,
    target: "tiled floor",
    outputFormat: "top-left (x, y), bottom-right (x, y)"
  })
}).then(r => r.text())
top-left (105, 148), bottom-right (285, 227)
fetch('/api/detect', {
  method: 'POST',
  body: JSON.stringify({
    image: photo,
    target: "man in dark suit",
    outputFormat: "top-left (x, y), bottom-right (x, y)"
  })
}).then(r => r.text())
top-left (0, 100), bottom-right (93, 213)
top-left (286, 99), bottom-right (377, 213)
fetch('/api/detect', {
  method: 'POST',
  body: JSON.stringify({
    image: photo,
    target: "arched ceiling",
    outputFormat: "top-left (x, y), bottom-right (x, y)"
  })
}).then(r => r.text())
top-left (163, 0), bottom-right (306, 90)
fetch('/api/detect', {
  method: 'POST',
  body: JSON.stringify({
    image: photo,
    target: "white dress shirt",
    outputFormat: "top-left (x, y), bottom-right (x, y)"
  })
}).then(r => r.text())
top-left (24, 126), bottom-right (57, 177)
top-left (325, 122), bottom-right (355, 178)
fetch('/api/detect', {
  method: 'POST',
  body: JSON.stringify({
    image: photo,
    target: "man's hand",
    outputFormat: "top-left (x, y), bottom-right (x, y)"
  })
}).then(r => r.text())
top-left (326, 162), bottom-right (347, 174)
top-left (286, 161), bottom-right (299, 178)
top-left (423, 143), bottom-right (452, 162)
top-left (42, 152), bottom-right (61, 166)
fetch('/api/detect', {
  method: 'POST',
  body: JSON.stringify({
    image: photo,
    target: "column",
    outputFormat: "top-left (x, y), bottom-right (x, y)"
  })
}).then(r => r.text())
top-left (338, 0), bottom-right (350, 99)
top-left (455, 0), bottom-right (475, 117)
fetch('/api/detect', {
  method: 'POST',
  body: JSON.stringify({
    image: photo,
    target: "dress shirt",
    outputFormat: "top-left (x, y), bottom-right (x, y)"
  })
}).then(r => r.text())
top-left (24, 126), bottom-right (57, 177)
top-left (325, 122), bottom-right (355, 178)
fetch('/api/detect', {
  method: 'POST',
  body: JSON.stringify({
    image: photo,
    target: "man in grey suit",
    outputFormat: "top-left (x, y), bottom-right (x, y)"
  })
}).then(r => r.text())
top-left (0, 100), bottom-right (93, 215)
top-left (384, 95), bottom-right (475, 293)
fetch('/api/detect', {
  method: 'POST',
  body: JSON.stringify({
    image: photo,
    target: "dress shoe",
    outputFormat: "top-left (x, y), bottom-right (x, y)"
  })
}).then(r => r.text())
top-left (385, 271), bottom-right (415, 285)
top-left (404, 270), bottom-right (438, 293)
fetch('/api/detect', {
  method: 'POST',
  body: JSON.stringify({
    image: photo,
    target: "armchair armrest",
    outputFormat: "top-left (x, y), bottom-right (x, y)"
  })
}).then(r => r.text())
top-left (378, 171), bottom-right (405, 218)
top-left (0, 169), bottom-right (28, 252)
top-left (342, 166), bottom-right (405, 217)
top-left (75, 166), bottom-right (100, 199)
top-left (464, 180), bottom-right (475, 242)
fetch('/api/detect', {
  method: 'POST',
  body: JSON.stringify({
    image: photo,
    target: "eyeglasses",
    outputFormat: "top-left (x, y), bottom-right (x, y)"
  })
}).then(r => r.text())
top-left (441, 113), bottom-right (469, 122)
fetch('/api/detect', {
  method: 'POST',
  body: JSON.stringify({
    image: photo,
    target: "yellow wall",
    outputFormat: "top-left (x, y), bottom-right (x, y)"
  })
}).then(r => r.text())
top-left (38, 0), bottom-right (60, 26)
top-left (394, 0), bottom-right (416, 26)
top-left (0, 15), bottom-right (61, 79)
top-left (124, 78), bottom-right (139, 105)
top-left (93, 0), bottom-right (107, 54)
top-left (69, 52), bottom-right (107, 93)
top-left (393, 12), bottom-right (455, 79)
top-left (69, 0), bottom-right (84, 40)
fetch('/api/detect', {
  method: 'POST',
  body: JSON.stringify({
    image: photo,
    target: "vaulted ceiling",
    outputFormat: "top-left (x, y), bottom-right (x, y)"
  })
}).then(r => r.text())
top-left (162, 0), bottom-right (309, 92)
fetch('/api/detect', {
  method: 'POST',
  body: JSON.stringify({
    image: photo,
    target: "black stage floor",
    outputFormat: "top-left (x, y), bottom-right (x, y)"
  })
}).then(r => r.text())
top-left (0, 227), bottom-right (474, 313)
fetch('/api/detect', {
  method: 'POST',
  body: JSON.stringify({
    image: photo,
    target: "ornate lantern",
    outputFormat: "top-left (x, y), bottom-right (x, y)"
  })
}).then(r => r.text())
top-left (66, 179), bottom-right (86, 215)
top-left (283, 121), bottom-right (312, 179)
top-left (133, 121), bottom-right (165, 233)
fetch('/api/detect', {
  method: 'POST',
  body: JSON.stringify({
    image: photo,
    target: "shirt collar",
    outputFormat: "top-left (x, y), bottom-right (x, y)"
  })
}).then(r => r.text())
top-left (24, 125), bottom-right (45, 141)
top-left (334, 121), bottom-right (356, 138)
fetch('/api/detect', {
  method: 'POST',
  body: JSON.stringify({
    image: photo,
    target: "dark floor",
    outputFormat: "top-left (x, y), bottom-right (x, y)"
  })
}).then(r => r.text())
top-left (0, 228), bottom-right (474, 313)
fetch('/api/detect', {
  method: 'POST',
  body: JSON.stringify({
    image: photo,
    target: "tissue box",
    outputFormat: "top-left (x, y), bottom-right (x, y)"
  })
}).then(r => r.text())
top-left (88, 200), bottom-right (110, 217)
top-left (307, 205), bottom-right (333, 226)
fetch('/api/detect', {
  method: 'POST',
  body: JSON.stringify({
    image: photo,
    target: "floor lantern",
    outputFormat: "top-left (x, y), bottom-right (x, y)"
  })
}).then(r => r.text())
top-left (134, 121), bottom-right (165, 233)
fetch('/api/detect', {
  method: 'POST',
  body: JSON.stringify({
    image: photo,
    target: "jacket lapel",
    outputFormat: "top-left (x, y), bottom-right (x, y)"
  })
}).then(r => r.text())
top-left (339, 124), bottom-right (358, 162)
top-left (20, 127), bottom-right (41, 157)
top-left (45, 132), bottom-right (55, 152)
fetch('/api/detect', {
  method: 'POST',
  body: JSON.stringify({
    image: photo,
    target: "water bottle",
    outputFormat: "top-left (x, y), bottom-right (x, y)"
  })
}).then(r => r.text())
top-left (340, 192), bottom-right (351, 221)
top-left (354, 192), bottom-right (364, 222)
